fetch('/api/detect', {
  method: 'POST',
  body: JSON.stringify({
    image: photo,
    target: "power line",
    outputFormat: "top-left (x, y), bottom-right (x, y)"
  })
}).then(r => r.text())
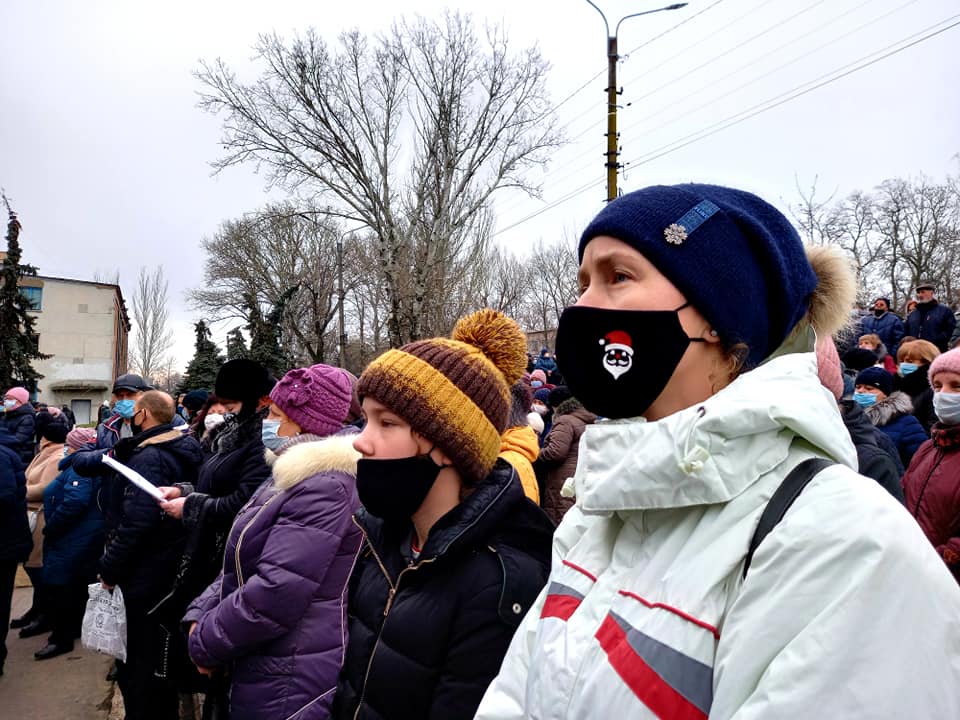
top-left (495, 0), bottom-right (730, 218)
top-left (493, 14), bottom-right (960, 237)
top-left (629, 0), bottom-right (829, 104)
top-left (508, 0), bottom-right (923, 218)
top-left (623, 14), bottom-right (960, 169)
top-left (620, 0), bottom-right (921, 140)
top-left (505, 0), bottom-right (891, 215)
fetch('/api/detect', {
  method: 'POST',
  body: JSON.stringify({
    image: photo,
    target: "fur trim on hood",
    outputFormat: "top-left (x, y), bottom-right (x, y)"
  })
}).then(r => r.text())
top-left (864, 391), bottom-right (916, 427)
top-left (785, 245), bottom-right (858, 348)
top-left (269, 434), bottom-right (361, 491)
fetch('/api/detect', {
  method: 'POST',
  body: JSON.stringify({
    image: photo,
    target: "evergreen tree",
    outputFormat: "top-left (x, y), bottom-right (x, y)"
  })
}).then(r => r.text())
top-left (179, 320), bottom-right (224, 392)
top-left (225, 327), bottom-right (248, 361)
top-left (0, 194), bottom-right (50, 392)
top-left (245, 290), bottom-right (293, 378)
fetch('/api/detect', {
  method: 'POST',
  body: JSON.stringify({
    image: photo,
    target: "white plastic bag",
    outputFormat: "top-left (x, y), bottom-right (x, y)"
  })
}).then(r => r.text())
top-left (81, 583), bottom-right (128, 662)
top-left (27, 509), bottom-right (39, 533)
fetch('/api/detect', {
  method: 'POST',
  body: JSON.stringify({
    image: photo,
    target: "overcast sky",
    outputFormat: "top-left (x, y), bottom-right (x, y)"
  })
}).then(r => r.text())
top-left (2, 0), bottom-right (958, 368)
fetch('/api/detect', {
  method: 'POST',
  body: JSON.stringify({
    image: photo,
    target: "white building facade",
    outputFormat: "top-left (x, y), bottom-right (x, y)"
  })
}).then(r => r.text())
top-left (21, 275), bottom-right (130, 424)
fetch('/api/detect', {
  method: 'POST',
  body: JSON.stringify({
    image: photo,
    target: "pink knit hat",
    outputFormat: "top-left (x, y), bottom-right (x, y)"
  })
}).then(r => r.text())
top-left (270, 364), bottom-right (353, 437)
top-left (66, 427), bottom-right (97, 449)
top-left (4, 387), bottom-right (29, 405)
top-left (530, 369), bottom-right (548, 384)
top-left (815, 335), bottom-right (843, 401)
top-left (929, 347), bottom-right (960, 388)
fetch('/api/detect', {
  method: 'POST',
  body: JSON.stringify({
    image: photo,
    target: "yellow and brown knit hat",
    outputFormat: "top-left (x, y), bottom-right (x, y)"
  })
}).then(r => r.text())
top-left (358, 309), bottom-right (528, 483)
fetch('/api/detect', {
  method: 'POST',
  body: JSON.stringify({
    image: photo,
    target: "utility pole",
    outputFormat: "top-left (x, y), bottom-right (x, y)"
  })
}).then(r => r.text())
top-left (585, 2), bottom-right (687, 202)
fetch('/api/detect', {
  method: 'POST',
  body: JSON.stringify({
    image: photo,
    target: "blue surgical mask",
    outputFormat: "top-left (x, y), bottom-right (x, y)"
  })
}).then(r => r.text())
top-left (114, 399), bottom-right (135, 418)
top-left (899, 363), bottom-right (919, 376)
top-left (261, 419), bottom-right (284, 450)
top-left (2, 398), bottom-right (17, 410)
top-left (934, 392), bottom-right (960, 426)
top-left (854, 392), bottom-right (878, 407)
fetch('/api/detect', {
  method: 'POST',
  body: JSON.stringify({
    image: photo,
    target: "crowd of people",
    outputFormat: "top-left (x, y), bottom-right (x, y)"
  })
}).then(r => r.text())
top-left (1, 182), bottom-right (960, 719)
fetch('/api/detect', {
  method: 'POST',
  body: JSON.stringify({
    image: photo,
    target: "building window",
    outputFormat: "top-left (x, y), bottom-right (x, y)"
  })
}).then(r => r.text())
top-left (78, 303), bottom-right (88, 313)
top-left (20, 286), bottom-right (42, 311)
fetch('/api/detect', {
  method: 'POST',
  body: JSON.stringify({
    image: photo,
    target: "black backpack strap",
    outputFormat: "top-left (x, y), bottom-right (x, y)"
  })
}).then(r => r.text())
top-left (743, 458), bottom-right (835, 579)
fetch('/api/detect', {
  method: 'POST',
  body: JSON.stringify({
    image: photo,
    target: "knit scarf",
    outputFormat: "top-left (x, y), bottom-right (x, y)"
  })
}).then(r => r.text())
top-left (931, 422), bottom-right (960, 450)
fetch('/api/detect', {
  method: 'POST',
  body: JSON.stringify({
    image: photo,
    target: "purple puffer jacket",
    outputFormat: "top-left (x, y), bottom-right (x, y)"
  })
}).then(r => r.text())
top-left (184, 434), bottom-right (362, 720)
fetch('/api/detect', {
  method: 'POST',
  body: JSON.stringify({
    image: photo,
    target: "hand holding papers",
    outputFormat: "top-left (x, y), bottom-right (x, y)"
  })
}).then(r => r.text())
top-left (101, 454), bottom-right (165, 502)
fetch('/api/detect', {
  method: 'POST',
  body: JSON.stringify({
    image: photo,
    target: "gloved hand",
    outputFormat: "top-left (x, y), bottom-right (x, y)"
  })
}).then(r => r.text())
top-left (71, 448), bottom-right (109, 476)
top-left (112, 437), bottom-right (139, 463)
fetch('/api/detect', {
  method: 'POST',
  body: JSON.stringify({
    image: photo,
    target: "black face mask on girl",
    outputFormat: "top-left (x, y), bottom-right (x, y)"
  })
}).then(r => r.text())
top-left (555, 303), bottom-right (707, 420)
top-left (356, 450), bottom-right (447, 522)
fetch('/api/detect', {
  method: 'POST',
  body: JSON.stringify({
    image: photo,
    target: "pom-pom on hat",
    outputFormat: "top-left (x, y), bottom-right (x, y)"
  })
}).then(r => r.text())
top-left (579, 183), bottom-right (819, 367)
top-left (929, 347), bottom-right (960, 388)
top-left (270, 364), bottom-right (353, 438)
top-left (358, 309), bottom-right (528, 483)
top-left (855, 367), bottom-right (894, 396)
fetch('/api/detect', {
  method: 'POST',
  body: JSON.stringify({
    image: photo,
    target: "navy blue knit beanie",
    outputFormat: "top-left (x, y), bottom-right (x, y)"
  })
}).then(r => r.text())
top-left (579, 183), bottom-right (818, 367)
top-left (855, 366), bottom-right (893, 396)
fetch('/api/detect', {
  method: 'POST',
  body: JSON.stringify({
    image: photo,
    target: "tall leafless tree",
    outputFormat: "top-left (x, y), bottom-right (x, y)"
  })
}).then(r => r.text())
top-left (793, 170), bottom-right (960, 314)
top-left (196, 11), bottom-right (562, 346)
top-left (188, 204), bottom-right (341, 364)
top-left (130, 266), bottom-right (174, 381)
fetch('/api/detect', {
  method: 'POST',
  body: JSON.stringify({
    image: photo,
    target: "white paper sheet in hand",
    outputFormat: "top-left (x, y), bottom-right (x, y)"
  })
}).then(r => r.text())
top-left (101, 454), bottom-right (165, 502)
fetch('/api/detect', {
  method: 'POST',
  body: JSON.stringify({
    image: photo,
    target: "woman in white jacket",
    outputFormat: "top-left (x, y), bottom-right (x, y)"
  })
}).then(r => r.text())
top-left (476, 183), bottom-right (960, 719)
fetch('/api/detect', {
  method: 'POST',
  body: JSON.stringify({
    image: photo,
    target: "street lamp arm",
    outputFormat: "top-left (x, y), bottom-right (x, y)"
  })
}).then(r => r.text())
top-left (614, 2), bottom-right (688, 36)
top-left (584, 0), bottom-right (610, 38)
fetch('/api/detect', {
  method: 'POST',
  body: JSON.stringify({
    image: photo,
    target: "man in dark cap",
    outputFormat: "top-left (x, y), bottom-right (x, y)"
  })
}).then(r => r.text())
top-left (905, 282), bottom-right (956, 352)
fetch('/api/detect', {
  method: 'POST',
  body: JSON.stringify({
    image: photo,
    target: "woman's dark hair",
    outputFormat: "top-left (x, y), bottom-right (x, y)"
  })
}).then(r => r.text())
top-left (191, 393), bottom-right (222, 436)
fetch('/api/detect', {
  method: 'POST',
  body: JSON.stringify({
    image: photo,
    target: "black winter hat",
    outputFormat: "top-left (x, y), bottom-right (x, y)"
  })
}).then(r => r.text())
top-left (40, 420), bottom-right (69, 444)
top-left (214, 359), bottom-right (270, 404)
top-left (842, 347), bottom-right (879, 372)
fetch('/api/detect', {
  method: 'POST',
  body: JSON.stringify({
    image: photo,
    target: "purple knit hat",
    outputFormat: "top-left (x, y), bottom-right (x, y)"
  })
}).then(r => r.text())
top-left (929, 348), bottom-right (960, 388)
top-left (270, 364), bottom-right (353, 437)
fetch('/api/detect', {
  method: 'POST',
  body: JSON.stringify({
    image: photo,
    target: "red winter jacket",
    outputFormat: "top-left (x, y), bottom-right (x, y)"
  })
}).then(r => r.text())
top-left (902, 422), bottom-right (960, 582)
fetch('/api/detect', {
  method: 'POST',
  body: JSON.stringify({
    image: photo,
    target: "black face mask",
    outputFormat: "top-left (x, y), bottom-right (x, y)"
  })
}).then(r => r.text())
top-left (555, 303), bottom-right (707, 420)
top-left (874, 308), bottom-right (885, 317)
top-left (356, 451), bottom-right (446, 522)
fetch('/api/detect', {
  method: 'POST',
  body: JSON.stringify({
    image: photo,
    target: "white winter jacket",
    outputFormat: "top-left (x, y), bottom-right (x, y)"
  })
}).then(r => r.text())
top-left (476, 346), bottom-right (960, 719)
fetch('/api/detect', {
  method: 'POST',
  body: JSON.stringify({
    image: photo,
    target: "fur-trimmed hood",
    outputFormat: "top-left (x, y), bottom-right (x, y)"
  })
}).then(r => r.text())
top-left (267, 433), bottom-right (360, 490)
top-left (864, 391), bottom-right (916, 427)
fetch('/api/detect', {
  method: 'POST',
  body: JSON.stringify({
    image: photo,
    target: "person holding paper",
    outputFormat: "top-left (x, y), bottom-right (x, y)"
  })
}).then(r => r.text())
top-left (97, 390), bottom-right (203, 720)
top-left (183, 364), bottom-right (362, 720)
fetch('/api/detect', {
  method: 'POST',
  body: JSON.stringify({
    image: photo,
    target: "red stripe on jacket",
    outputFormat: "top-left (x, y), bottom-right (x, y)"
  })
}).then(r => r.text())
top-left (595, 615), bottom-right (708, 720)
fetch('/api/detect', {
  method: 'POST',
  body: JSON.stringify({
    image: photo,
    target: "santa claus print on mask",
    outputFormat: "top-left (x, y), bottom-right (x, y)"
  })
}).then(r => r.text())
top-left (600, 330), bottom-right (634, 379)
top-left (555, 303), bottom-right (705, 419)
